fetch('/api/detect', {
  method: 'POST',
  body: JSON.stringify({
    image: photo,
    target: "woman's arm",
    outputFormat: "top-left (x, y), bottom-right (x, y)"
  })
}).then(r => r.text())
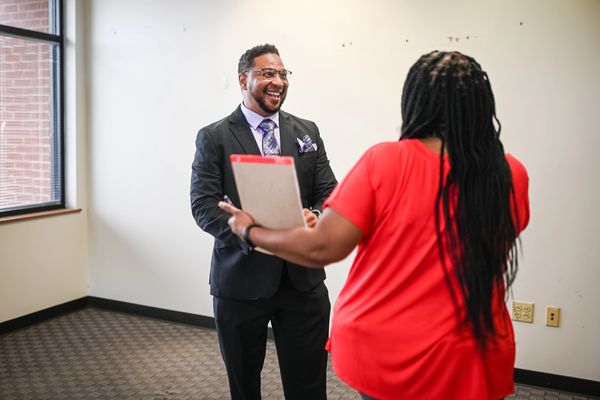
top-left (218, 201), bottom-right (362, 268)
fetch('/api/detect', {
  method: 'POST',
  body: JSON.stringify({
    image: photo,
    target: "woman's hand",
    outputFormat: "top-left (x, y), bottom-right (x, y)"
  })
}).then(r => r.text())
top-left (218, 201), bottom-right (255, 238)
top-left (218, 203), bottom-right (361, 267)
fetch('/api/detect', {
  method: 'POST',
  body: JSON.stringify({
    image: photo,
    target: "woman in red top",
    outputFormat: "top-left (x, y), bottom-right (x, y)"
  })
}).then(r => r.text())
top-left (220, 51), bottom-right (530, 400)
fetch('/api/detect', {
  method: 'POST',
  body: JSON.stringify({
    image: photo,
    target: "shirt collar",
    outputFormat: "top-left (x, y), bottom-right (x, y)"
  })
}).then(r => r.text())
top-left (240, 102), bottom-right (279, 130)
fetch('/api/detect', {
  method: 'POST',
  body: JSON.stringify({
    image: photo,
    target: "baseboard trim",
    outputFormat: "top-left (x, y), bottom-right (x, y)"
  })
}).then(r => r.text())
top-left (514, 368), bottom-right (599, 397)
top-left (1, 297), bottom-right (597, 396)
top-left (87, 296), bottom-right (216, 330)
top-left (0, 297), bottom-right (88, 335)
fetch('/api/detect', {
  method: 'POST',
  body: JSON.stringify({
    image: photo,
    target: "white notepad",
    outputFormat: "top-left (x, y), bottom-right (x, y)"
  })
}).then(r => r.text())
top-left (230, 154), bottom-right (306, 239)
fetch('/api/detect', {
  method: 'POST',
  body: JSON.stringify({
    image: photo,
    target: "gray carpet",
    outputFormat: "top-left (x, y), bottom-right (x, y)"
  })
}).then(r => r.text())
top-left (0, 307), bottom-right (595, 399)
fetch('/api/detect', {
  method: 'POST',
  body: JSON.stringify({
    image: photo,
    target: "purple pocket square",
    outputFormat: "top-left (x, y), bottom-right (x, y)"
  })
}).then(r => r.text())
top-left (297, 135), bottom-right (317, 153)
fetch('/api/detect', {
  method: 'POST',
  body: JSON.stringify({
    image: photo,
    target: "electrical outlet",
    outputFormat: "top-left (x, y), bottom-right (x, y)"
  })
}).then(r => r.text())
top-left (546, 306), bottom-right (560, 327)
top-left (512, 301), bottom-right (534, 323)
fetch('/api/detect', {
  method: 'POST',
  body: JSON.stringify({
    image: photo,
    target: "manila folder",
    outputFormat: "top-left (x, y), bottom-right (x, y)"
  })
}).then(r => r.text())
top-left (230, 154), bottom-right (306, 234)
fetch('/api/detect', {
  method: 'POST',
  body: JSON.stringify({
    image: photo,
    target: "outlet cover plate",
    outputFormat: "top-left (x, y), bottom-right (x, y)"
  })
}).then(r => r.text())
top-left (512, 301), bottom-right (534, 323)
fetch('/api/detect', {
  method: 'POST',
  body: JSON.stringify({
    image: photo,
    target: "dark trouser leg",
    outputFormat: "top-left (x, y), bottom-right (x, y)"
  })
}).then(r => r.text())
top-left (359, 393), bottom-right (376, 400)
top-left (213, 296), bottom-right (274, 400)
top-left (271, 281), bottom-right (331, 400)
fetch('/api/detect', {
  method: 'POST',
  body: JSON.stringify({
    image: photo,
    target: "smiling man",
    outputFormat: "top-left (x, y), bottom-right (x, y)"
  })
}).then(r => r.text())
top-left (190, 44), bottom-right (337, 400)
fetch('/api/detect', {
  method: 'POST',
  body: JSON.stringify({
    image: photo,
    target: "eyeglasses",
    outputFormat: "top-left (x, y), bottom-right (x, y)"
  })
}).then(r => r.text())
top-left (243, 68), bottom-right (292, 81)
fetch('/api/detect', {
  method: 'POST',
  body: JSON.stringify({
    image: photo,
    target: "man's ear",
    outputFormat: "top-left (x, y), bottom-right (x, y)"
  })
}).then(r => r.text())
top-left (239, 73), bottom-right (247, 90)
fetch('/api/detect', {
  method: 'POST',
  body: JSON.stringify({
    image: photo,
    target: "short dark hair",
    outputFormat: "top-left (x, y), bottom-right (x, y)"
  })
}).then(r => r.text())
top-left (238, 44), bottom-right (280, 74)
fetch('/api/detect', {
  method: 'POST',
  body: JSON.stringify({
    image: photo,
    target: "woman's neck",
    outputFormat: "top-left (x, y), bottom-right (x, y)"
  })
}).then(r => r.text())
top-left (419, 137), bottom-right (448, 155)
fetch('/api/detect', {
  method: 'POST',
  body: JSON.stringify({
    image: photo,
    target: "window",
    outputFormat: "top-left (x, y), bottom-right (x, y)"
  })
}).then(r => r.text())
top-left (0, 0), bottom-right (63, 217)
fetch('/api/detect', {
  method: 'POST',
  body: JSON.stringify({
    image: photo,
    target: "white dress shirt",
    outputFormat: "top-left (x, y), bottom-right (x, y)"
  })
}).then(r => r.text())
top-left (240, 102), bottom-right (281, 156)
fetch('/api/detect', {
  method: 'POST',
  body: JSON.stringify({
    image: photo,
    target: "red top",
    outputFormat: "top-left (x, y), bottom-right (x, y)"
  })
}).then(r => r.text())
top-left (323, 139), bottom-right (530, 400)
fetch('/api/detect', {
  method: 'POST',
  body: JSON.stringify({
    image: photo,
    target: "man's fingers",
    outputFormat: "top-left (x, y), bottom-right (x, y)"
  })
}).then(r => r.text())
top-left (302, 208), bottom-right (317, 228)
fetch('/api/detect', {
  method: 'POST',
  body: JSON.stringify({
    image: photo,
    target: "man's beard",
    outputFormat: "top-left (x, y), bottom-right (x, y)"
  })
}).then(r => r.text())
top-left (255, 91), bottom-right (287, 115)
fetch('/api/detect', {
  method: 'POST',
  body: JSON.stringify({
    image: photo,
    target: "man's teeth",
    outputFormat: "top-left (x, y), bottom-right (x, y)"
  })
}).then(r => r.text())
top-left (267, 91), bottom-right (281, 97)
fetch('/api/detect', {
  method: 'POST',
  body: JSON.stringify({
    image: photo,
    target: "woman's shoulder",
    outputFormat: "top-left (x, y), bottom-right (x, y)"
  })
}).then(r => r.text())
top-left (363, 140), bottom-right (414, 157)
top-left (505, 153), bottom-right (529, 180)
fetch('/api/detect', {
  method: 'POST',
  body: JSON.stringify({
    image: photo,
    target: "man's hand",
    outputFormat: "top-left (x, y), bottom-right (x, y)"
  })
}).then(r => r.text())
top-left (218, 201), bottom-right (255, 238)
top-left (303, 208), bottom-right (318, 228)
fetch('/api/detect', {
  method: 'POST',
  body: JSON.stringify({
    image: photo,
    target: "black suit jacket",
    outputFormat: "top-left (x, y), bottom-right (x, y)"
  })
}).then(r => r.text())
top-left (191, 106), bottom-right (337, 299)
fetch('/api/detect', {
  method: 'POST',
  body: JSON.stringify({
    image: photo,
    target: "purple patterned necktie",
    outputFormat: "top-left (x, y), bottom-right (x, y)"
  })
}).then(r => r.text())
top-left (257, 119), bottom-right (280, 156)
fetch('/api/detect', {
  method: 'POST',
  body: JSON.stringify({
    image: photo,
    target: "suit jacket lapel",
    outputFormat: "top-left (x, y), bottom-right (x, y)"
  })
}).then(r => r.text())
top-left (278, 111), bottom-right (296, 156)
top-left (228, 106), bottom-right (261, 155)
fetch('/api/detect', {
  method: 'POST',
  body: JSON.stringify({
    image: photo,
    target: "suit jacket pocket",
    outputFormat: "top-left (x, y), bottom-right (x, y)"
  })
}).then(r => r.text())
top-left (297, 149), bottom-right (317, 159)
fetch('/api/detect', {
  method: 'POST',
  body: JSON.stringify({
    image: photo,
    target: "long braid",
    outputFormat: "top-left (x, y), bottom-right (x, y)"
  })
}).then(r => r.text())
top-left (400, 51), bottom-right (519, 347)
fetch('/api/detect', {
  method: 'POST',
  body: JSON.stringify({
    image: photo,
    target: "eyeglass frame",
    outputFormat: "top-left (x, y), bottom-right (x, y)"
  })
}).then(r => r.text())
top-left (242, 68), bottom-right (292, 81)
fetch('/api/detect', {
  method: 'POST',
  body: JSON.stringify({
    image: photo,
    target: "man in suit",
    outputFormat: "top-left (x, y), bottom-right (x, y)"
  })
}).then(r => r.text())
top-left (190, 44), bottom-right (337, 400)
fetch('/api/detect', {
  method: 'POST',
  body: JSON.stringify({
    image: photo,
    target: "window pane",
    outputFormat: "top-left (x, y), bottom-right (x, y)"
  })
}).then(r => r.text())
top-left (0, 0), bottom-right (56, 35)
top-left (0, 34), bottom-right (61, 213)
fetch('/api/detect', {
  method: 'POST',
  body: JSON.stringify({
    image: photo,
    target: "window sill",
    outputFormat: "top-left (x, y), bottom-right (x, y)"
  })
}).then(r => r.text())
top-left (0, 208), bottom-right (82, 225)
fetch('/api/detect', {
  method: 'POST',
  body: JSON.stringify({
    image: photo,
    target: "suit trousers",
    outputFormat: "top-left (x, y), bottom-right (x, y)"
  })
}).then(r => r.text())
top-left (213, 268), bottom-right (330, 400)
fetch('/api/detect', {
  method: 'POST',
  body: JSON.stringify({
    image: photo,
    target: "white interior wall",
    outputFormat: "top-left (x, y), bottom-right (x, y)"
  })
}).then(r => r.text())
top-left (0, 0), bottom-right (88, 322)
top-left (0, 213), bottom-right (87, 321)
top-left (85, 0), bottom-right (599, 380)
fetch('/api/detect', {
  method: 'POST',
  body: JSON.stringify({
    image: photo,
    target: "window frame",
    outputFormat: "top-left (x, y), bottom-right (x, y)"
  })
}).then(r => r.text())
top-left (0, 0), bottom-right (65, 218)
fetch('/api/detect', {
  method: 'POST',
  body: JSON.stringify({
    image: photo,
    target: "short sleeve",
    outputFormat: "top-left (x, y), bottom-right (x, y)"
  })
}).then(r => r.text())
top-left (323, 149), bottom-right (375, 236)
top-left (506, 154), bottom-right (530, 233)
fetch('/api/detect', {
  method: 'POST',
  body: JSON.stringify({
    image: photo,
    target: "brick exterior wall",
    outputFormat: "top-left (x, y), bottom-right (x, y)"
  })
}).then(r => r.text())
top-left (0, 0), bottom-right (55, 210)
